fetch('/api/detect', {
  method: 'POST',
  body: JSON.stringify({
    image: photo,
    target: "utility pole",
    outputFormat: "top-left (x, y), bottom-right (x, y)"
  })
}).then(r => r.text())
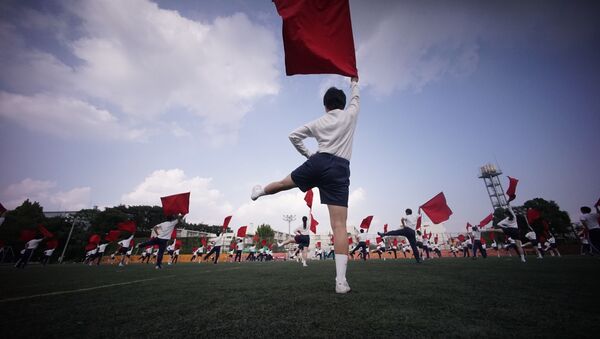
top-left (282, 214), bottom-right (296, 237)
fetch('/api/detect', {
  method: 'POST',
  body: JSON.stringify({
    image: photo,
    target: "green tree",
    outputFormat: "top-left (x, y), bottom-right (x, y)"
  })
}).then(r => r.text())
top-left (522, 198), bottom-right (571, 236)
top-left (256, 224), bottom-right (275, 245)
top-left (0, 200), bottom-right (45, 247)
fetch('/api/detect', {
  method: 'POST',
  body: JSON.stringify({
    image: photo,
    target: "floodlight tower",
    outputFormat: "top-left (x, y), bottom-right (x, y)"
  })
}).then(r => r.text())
top-left (282, 214), bottom-right (296, 236)
top-left (479, 163), bottom-right (508, 210)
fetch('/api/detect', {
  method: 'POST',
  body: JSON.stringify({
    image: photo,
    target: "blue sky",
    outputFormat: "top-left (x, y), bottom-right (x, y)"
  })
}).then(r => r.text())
top-left (1, 0), bottom-right (599, 234)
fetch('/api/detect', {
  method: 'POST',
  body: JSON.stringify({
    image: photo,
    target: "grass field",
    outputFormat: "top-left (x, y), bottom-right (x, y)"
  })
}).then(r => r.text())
top-left (1, 256), bottom-right (599, 338)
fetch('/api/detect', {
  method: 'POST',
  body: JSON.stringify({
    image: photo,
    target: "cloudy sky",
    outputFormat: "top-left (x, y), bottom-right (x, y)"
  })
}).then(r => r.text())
top-left (1, 0), bottom-right (599, 235)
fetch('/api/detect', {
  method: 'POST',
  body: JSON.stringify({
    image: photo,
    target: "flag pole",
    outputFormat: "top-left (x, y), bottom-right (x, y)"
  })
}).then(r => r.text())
top-left (58, 216), bottom-right (78, 264)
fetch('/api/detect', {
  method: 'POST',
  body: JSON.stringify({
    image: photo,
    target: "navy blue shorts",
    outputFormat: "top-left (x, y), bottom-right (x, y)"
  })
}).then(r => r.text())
top-left (501, 227), bottom-right (520, 240)
top-left (291, 153), bottom-right (350, 207)
top-left (294, 235), bottom-right (310, 249)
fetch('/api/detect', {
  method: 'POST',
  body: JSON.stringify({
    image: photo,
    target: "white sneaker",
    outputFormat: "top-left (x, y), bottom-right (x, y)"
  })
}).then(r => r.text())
top-left (277, 242), bottom-right (283, 247)
top-left (118, 263), bottom-right (124, 267)
top-left (302, 262), bottom-right (308, 267)
top-left (251, 185), bottom-right (263, 201)
top-left (335, 280), bottom-right (351, 294)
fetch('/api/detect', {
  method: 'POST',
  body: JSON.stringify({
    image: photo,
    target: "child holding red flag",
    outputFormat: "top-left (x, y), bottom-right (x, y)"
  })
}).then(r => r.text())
top-left (15, 234), bottom-right (46, 268)
top-left (116, 234), bottom-right (134, 267)
top-left (349, 229), bottom-right (369, 261)
top-left (251, 77), bottom-right (359, 293)
top-left (203, 232), bottom-right (225, 264)
top-left (136, 215), bottom-right (182, 269)
top-left (491, 205), bottom-right (526, 262)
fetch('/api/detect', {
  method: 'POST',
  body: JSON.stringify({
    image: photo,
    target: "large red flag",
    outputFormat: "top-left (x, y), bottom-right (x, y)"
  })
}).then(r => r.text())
top-left (304, 189), bottom-right (314, 209)
top-left (309, 213), bottom-right (319, 234)
top-left (237, 226), bottom-right (248, 238)
top-left (46, 238), bottom-right (59, 249)
top-left (419, 192), bottom-right (453, 224)
top-left (506, 176), bottom-right (518, 202)
top-left (161, 192), bottom-right (190, 216)
top-left (383, 224), bottom-right (388, 233)
top-left (117, 221), bottom-right (137, 233)
top-left (526, 209), bottom-right (541, 224)
top-left (105, 230), bottom-right (121, 242)
top-left (88, 234), bottom-right (101, 245)
top-left (360, 216), bottom-right (373, 230)
top-left (273, 0), bottom-right (358, 77)
top-left (20, 229), bottom-right (37, 242)
top-left (38, 224), bottom-right (53, 238)
top-left (479, 214), bottom-right (494, 228)
top-left (222, 216), bottom-right (233, 232)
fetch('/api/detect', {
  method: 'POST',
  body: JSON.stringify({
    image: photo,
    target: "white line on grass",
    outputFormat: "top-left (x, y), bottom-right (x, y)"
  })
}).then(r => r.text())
top-left (0, 276), bottom-right (174, 303)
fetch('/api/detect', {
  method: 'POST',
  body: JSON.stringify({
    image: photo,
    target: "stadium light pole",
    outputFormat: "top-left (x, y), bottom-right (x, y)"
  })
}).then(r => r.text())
top-left (59, 216), bottom-right (79, 264)
top-left (282, 214), bottom-right (296, 237)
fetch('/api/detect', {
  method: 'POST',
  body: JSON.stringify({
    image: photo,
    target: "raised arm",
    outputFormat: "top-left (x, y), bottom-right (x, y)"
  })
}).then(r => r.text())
top-left (347, 77), bottom-right (359, 116)
top-left (289, 125), bottom-right (314, 159)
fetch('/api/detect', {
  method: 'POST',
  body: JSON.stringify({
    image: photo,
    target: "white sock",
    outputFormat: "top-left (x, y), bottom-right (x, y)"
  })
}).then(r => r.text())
top-left (335, 254), bottom-right (348, 283)
top-left (520, 254), bottom-right (526, 261)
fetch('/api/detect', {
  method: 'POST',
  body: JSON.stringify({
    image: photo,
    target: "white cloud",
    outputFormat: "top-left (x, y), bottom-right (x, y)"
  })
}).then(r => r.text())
top-left (0, 0), bottom-right (280, 144)
top-left (1, 178), bottom-right (91, 211)
top-left (121, 169), bottom-right (234, 224)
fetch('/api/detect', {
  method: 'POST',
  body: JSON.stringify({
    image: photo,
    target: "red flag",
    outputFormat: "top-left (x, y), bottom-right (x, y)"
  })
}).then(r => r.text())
top-left (201, 237), bottom-right (207, 246)
top-left (85, 243), bottom-right (97, 251)
top-left (419, 192), bottom-right (453, 224)
top-left (192, 247), bottom-right (198, 253)
top-left (506, 176), bottom-right (518, 202)
top-left (457, 234), bottom-right (466, 242)
top-left (88, 234), bottom-right (101, 245)
top-left (261, 239), bottom-right (267, 246)
top-left (252, 234), bottom-right (259, 243)
top-left (490, 232), bottom-right (495, 240)
top-left (526, 209), bottom-right (541, 224)
top-left (304, 189), bottom-right (314, 209)
top-left (383, 224), bottom-right (388, 233)
top-left (170, 228), bottom-right (177, 239)
top-left (117, 221), bottom-right (137, 233)
top-left (416, 215), bottom-right (422, 230)
top-left (46, 239), bottom-right (59, 249)
top-left (366, 239), bottom-right (370, 246)
top-left (310, 213), bottom-right (319, 234)
top-left (393, 238), bottom-right (398, 247)
top-left (348, 237), bottom-right (353, 244)
top-left (316, 241), bottom-right (321, 247)
top-left (105, 230), bottom-right (121, 242)
top-left (130, 239), bottom-right (135, 248)
top-left (20, 229), bottom-right (37, 242)
top-left (268, 243), bottom-right (274, 250)
top-left (38, 224), bottom-right (53, 238)
top-left (273, 0), bottom-right (358, 77)
top-left (153, 244), bottom-right (159, 249)
top-left (434, 235), bottom-right (439, 244)
top-left (376, 236), bottom-right (382, 243)
top-left (175, 239), bottom-right (182, 249)
top-left (160, 192), bottom-right (190, 216)
top-left (466, 222), bottom-right (472, 231)
top-left (222, 216), bottom-right (232, 232)
top-left (237, 226), bottom-right (248, 238)
top-left (0, 202), bottom-right (6, 215)
top-left (360, 215), bottom-right (373, 229)
top-left (479, 214), bottom-right (494, 228)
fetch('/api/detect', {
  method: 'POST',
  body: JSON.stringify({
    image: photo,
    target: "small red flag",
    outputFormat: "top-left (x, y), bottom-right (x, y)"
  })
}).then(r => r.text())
top-left (268, 243), bottom-right (274, 250)
top-left (419, 192), bottom-right (453, 224)
top-left (416, 215), bottom-right (422, 230)
top-left (130, 239), bottom-right (135, 248)
top-left (252, 234), bottom-right (259, 243)
top-left (310, 213), bottom-right (319, 234)
top-left (273, 0), bottom-right (358, 77)
top-left (526, 209), bottom-right (541, 224)
top-left (304, 189), bottom-right (314, 209)
top-left (160, 192), bottom-right (190, 216)
top-left (316, 241), bottom-right (321, 247)
top-left (261, 239), bottom-right (267, 246)
top-left (360, 215), bottom-right (373, 229)
top-left (434, 235), bottom-right (439, 244)
top-left (46, 238), bottom-right (59, 249)
top-left (85, 243), bottom-right (97, 251)
top-left (376, 236), bottom-right (382, 243)
top-left (170, 228), bottom-right (177, 239)
top-left (237, 226), bottom-right (248, 238)
top-left (117, 221), bottom-right (137, 233)
top-left (506, 176), bottom-right (518, 202)
top-left (20, 229), bottom-right (37, 242)
top-left (201, 237), bottom-right (207, 246)
top-left (383, 224), bottom-right (388, 233)
top-left (393, 238), bottom-right (398, 247)
top-left (38, 224), bottom-right (53, 238)
top-left (490, 232), bottom-right (495, 240)
top-left (0, 202), bottom-right (6, 215)
top-left (222, 215), bottom-right (232, 232)
top-left (175, 239), bottom-right (182, 249)
top-left (366, 239), bottom-right (370, 246)
top-left (479, 214), bottom-right (494, 228)
top-left (153, 244), bottom-right (159, 249)
top-left (88, 234), bottom-right (101, 245)
top-left (105, 230), bottom-right (121, 242)
top-left (348, 237), bottom-right (353, 244)
top-left (457, 234), bottom-right (466, 242)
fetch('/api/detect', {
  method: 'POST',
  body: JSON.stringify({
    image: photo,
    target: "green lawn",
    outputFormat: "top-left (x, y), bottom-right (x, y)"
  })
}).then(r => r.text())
top-left (1, 256), bottom-right (599, 338)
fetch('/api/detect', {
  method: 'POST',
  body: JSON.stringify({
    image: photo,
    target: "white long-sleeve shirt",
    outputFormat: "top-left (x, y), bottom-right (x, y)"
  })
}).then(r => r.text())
top-left (155, 220), bottom-right (179, 240)
top-left (25, 238), bottom-right (44, 250)
top-left (288, 81), bottom-right (360, 161)
top-left (118, 235), bottom-right (134, 248)
top-left (294, 225), bottom-right (310, 236)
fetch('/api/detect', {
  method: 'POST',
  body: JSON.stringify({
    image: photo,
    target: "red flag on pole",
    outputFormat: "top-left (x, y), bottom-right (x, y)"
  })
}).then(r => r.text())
top-left (383, 224), bottom-right (388, 233)
top-left (506, 176), bottom-right (518, 202)
top-left (88, 234), bottom-right (101, 245)
top-left (222, 216), bottom-right (232, 232)
top-left (360, 216), bottom-right (373, 230)
top-left (19, 229), bottom-right (37, 242)
top-left (479, 214), bottom-right (494, 228)
top-left (273, 0), bottom-right (358, 77)
top-left (117, 221), bottom-right (137, 233)
top-left (38, 224), bottom-right (53, 238)
top-left (105, 230), bottom-right (121, 242)
top-left (526, 209), bottom-right (541, 224)
top-left (310, 213), bottom-right (319, 234)
top-left (160, 192), bottom-right (190, 216)
top-left (304, 189), bottom-right (314, 209)
top-left (419, 192), bottom-right (453, 224)
top-left (237, 226), bottom-right (248, 238)
top-left (416, 215), bottom-right (422, 230)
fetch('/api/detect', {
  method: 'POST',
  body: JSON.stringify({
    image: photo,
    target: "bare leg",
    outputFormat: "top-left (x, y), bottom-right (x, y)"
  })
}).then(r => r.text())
top-left (328, 205), bottom-right (349, 255)
top-left (515, 240), bottom-right (526, 262)
top-left (264, 175), bottom-right (297, 195)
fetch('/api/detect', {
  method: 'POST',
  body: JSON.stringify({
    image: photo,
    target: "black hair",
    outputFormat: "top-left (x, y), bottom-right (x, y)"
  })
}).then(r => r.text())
top-left (506, 208), bottom-right (514, 220)
top-left (406, 208), bottom-right (412, 215)
top-left (323, 87), bottom-right (346, 110)
top-left (581, 206), bottom-right (591, 214)
top-left (417, 230), bottom-right (422, 236)
top-left (360, 229), bottom-right (364, 233)
top-left (302, 216), bottom-right (308, 229)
